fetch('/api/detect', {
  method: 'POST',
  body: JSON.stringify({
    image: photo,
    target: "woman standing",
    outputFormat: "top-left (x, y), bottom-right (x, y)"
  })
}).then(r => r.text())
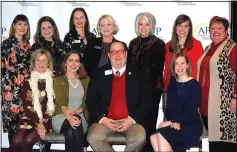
top-left (64, 8), bottom-right (96, 57)
top-left (9, 48), bottom-right (56, 152)
top-left (53, 51), bottom-right (90, 152)
top-left (151, 51), bottom-right (203, 152)
top-left (1, 14), bottom-right (31, 144)
top-left (197, 16), bottom-right (236, 152)
top-left (32, 16), bottom-right (66, 72)
top-left (163, 14), bottom-right (203, 91)
top-left (83, 14), bottom-right (119, 77)
top-left (128, 12), bottom-right (165, 152)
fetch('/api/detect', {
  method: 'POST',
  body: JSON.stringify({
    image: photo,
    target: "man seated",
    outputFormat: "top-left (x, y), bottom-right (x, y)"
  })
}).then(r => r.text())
top-left (86, 41), bottom-right (153, 152)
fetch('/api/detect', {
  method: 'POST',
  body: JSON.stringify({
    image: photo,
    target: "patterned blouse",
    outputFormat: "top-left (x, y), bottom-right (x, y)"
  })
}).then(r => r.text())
top-left (63, 28), bottom-right (96, 57)
top-left (1, 37), bottom-right (31, 133)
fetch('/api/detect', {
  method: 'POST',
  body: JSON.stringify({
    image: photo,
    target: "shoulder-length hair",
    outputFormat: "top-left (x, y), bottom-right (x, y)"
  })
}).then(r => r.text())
top-left (134, 12), bottom-right (156, 36)
top-left (34, 16), bottom-right (61, 45)
top-left (61, 51), bottom-right (87, 78)
top-left (30, 47), bottom-right (54, 71)
top-left (9, 14), bottom-right (31, 40)
top-left (209, 16), bottom-right (229, 32)
top-left (96, 14), bottom-right (119, 36)
top-left (69, 7), bottom-right (91, 34)
top-left (169, 51), bottom-right (192, 79)
top-left (169, 14), bottom-right (193, 52)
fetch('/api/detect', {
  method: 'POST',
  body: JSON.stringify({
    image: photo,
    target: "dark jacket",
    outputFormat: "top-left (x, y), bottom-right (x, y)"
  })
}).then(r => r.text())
top-left (83, 37), bottom-right (118, 77)
top-left (63, 28), bottom-right (96, 56)
top-left (31, 38), bottom-right (66, 72)
top-left (85, 63), bottom-right (153, 125)
top-left (128, 35), bottom-right (166, 90)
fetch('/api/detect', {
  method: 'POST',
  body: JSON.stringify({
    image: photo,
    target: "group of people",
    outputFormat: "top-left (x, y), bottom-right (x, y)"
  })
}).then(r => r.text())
top-left (1, 6), bottom-right (236, 152)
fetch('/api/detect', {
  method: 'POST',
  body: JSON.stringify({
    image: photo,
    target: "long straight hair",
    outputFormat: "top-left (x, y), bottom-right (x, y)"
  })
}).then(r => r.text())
top-left (169, 14), bottom-right (193, 52)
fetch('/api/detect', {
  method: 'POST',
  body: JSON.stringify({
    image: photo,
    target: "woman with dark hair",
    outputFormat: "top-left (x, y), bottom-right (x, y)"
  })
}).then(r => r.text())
top-left (1, 14), bottom-right (32, 144)
top-left (9, 48), bottom-right (56, 152)
top-left (64, 8), bottom-right (96, 57)
top-left (52, 51), bottom-right (90, 152)
top-left (32, 16), bottom-right (66, 72)
top-left (163, 14), bottom-right (203, 92)
top-left (151, 51), bottom-right (203, 152)
top-left (127, 12), bottom-right (166, 152)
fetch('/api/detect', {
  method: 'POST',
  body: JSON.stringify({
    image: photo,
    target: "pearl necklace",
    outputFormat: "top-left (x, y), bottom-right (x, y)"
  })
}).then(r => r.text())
top-left (68, 79), bottom-right (80, 88)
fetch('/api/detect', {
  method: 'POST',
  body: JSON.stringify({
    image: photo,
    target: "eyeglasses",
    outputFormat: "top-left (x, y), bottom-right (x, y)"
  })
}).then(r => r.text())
top-left (109, 49), bottom-right (126, 56)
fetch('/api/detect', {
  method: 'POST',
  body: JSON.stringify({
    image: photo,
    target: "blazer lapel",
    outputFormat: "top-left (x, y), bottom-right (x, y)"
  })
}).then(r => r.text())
top-left (104, 70), bottom-right (112, 101)
top-left (125, 66), bottom-right (134, 109)
top-left (61, 75), bottom-right (69, 101)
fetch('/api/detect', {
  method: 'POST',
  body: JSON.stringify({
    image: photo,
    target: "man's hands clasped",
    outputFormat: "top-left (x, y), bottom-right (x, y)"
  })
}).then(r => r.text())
top-left (101, 117), bottom-right (134, 132)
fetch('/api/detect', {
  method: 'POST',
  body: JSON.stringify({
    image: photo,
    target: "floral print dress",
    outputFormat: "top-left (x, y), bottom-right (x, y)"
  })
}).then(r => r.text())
top-left (1, 37), bottom-right (31, 133)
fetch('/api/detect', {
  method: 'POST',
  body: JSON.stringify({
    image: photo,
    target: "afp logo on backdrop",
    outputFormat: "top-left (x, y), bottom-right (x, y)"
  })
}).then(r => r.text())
top-left (155, 27), bottom-right (166, 42)
top-left (2, 27), bottom-right (8, 41)
top-left (193, 23), bottom-right (210, 41)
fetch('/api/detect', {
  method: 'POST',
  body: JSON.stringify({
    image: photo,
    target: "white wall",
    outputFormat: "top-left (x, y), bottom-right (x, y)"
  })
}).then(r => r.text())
top-left (1, 1), bottom-right (230, 150)
top-left (2, 1), bottom-right (231, 48)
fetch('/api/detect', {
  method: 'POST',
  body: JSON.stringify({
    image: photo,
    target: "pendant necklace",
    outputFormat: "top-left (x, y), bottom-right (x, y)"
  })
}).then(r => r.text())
top-left (177, 82), bottom-right (184, 95)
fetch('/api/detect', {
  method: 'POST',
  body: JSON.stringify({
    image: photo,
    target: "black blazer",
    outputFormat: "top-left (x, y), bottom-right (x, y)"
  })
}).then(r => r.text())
top-left (83, 37), bottom-right (118, 77)
top-left (85, 63), bottom-right (153, 125)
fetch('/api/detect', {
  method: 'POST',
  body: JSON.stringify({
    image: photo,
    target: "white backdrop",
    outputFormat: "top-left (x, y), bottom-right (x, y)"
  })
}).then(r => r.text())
top-left (1, 1), bottom-right (231, 150)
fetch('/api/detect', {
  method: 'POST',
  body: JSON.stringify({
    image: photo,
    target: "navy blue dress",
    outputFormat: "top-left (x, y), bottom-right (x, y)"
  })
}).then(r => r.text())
top-left (157, 79), bottom-right (203, 152)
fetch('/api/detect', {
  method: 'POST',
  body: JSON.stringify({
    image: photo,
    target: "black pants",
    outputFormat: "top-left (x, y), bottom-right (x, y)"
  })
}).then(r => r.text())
top-left (8, 130), bottom-right (15, 145)
top-left (142, 89), bottom-right (163, 152)
top-left (60, 114), bottom-right (84, 152)
top-left (201, 115), bottom-right (236, 152)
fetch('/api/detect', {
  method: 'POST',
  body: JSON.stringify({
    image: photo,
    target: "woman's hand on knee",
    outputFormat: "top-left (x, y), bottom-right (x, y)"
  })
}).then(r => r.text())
top-left (37, 123), bottom-right (46, 139)
top-left (170, 122), bottom-right (181, 130)
top-left (158, 121), bottom-right (173, 128)
top-left (68, 115), bottom-right (81, 129)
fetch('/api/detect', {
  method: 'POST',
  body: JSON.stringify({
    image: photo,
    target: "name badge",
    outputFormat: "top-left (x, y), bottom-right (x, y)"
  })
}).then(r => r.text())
top-left (105, 70), bottom-right (112, 75)
top-left (74, 39), bottom-right (81, 43)
top-left (94, 45), bottom-right (101, 49)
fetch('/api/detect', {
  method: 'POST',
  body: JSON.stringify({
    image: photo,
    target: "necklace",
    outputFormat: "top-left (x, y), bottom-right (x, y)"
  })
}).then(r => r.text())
top-left (175, 44), bottom-right (184, 52)
top-left (177, 82), bottom-right (184, 95)
top-left (68, 79), bottom-right (79, 88)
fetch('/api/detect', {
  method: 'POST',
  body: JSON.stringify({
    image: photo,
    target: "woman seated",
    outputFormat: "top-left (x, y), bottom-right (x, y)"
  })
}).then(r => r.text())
top-left (52, 51), bottom-right (90, 152)
top-left (150, 51), bottom-right (203, 152)
top-left (9, 48), bottom-right (55, 152)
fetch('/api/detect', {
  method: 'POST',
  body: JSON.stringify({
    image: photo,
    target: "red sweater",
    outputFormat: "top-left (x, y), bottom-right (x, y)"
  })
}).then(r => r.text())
top-left (108, 72), bottom-right (129, 120)
top-left (163, 38), bottom-right (204, 91)
top-left (199, 42), bottom-right (236, 116)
